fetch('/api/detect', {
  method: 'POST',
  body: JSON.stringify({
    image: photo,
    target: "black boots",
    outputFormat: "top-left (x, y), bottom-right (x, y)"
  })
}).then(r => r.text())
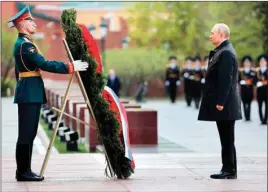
top-left (15, 143), bottom-right (44, 182)
top-left (210, 171), bottom-right (237, 179)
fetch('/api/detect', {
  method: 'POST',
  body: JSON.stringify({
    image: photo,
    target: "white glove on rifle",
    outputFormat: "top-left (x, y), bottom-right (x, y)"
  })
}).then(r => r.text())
top-left (73, 60), bottom-right (89, 71)
top-left (176, 81), bottom-right (181, 86)
top-left (165, 81), bottom-right (170, 86)
top-left (257, 81), bottom-right (263, 87)
top-left (240, 80), bottom-right (246, 85)
top-left (184, 73), bottom-right (189, 78)
top-left (201, 78), bottom-right (205, 84)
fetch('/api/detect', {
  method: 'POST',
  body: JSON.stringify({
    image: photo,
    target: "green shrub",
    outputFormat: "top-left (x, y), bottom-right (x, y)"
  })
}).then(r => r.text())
top-left (1, 77), bottom-right (16, 97)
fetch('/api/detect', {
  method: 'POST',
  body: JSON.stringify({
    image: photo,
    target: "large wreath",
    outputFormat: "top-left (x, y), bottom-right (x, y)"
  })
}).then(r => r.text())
top-left (61, 9), bottom-right (134, 179)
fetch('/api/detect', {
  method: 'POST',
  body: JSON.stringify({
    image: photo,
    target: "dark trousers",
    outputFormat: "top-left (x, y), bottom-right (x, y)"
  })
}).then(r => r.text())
top-left (168, 83), bottom-right (177, 103)
top-left (257, 98), bottom-right (268, 124)
top-left (185, 94), bottom-right (192, 106)
top-left (16, 103), bottom-right (41, 173)
top-left (242, 101), bottom-right (252, 121)
top-left (216, 120), bottom-right (237, 174)
top-left (193, 97), bottom-right (201, 109)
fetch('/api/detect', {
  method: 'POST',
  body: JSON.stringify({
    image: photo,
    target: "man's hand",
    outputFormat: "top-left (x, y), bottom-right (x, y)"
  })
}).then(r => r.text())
top-left (216, 105), bottom-right (224, 111)
top-left (73, 60), bottom-right (89, 71)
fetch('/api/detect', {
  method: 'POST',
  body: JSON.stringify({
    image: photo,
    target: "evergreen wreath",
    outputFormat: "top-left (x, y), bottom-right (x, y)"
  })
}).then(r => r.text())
top-left (61, 8), bottom-right (134, 179)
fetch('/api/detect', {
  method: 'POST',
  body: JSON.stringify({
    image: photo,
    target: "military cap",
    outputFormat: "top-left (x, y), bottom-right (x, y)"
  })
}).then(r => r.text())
top-left (169, 55), bottom-right (177, 61)
top-left (7, 5), bottom-right (34, 28)
top-left (193, 56), bottom-right (201, 62)
top-left (257, 54), bottom-right (268, 63)
top-left (185, 56), bottom-right (193, 61)
top-left (241, 55), bottom-right (252, 63)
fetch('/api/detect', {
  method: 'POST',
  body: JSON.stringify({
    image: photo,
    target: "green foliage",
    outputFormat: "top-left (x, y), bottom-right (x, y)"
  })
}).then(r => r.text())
top-left (255, 2), bottom-right (268, 53)
top-left (105, 48), bottom-right (174, 95)
top-left (61, 9), bottom-right (133, 179)
top-left (1, 77), bottom-right (16, 97)
top-left (126, 2), bottom-right (263, 60)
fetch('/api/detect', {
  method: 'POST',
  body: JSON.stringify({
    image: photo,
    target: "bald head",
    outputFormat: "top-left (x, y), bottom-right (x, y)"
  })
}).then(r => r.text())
top-left (213, 23), bottom-right (230, 38)
top-left (209, 23), bottom-right (230, 47)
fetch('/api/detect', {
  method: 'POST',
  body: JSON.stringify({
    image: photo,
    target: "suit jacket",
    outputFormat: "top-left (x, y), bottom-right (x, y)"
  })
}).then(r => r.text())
top-left (13, 33), bottom-right (70, 104)
top-left (198, 40), bottom-right (242, 121)
top-left (107, 76), bottom-right (121, 96)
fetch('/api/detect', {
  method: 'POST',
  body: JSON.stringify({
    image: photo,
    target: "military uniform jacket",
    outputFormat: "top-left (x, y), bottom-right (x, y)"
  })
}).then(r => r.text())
top-left (165, 65), bottom-right (180, 84)
top-left (191, 69), bottom-right (204, 97)
top-left (181, 68), bottom-right (193, 94)
top-left (13, 33), bottom-right (70, 104)
top-left (238, 69), bottom-right (256, 102)
top-left (198, 40), bottom-right (242, 121)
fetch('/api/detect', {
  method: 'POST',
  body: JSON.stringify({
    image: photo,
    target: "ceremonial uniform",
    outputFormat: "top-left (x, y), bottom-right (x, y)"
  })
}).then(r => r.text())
top-left (165, 63), bottom-right (180, 103)
top-left (191, 56), bottom-right (204, 109)
top-left (7, 6), bottom-right (88, 182)
top-left (238, 56), bottom-right (255, 121)
top-left (182, 57), bottom-right (194, 106)
top-left (165, 56), bottom-right (180, 103)
top-left (254, 54), bottom-right (268, 125)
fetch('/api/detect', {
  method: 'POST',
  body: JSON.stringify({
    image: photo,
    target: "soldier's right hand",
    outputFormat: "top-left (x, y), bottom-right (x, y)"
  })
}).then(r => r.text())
top-left (240, 80), bottom-right (246, 85)
top-left (73, 60), bottom-right (89, 71)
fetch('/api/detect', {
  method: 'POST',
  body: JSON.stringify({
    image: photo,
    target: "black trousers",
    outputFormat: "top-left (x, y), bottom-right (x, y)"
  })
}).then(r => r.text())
top-left (193, 97), bottom-right (201, 109)
top-left (242, 101), bottom-right (252, 121)
top-left (185, 94), bottom-right (192, 106)
top-left (216, 120), bottom-right (237, 174)
top-left (16, 103), bottom-right (41, 173)
top-left (168, 83), bottom-right (177, 103)
top-left (257, 98), bottom-right (268, 124)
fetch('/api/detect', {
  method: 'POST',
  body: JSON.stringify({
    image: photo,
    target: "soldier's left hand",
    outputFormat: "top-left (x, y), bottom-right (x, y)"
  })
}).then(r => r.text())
top-left (216, 105), bottom-right (224, 111)
top-left (176, 81), bottom-right (180, 86)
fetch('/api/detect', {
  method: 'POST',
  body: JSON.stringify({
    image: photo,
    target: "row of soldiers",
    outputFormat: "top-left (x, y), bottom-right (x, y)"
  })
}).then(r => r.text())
top-left (165, 54), bottom-right (268, 125)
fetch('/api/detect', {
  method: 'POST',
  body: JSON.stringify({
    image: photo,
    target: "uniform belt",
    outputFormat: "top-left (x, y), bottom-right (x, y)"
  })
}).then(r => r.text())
top-left (19, 71), bottom-right (41, 78)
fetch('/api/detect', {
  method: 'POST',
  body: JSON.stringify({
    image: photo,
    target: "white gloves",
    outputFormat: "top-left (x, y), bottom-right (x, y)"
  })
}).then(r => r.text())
top-left (257, 81), bottom-right (263, 87)
top-left (73, 60), bottom-right (89, 71)
top-left (184, 73), bottom-right (189, 78)
top-left (240, 80), bottom-right (246, 85)
top-left (201, 78), bottom-right (205, 84)
top-left (189, 75), bottom-right (194, 80)
top-left (165, 81), bottom-right (170, 86)
top-left (176, 81), bottom-right (181, 86)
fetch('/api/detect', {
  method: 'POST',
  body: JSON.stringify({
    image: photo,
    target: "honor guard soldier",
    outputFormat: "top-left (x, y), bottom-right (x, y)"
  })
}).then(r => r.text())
top-left (201, 56), bottom-right (209, 85)
top-left (165, 56), bottom-right (180, 103)
top-left (255, 54), bottom-right (268, 125)
top-left (191, 56), bottom-right (204, 109)
top-left (238, 56), bottom-right (256, 121)
top-left (8, 6), bottom-right (89, 182)
top-left (181, 57), bottom-right (194, 106)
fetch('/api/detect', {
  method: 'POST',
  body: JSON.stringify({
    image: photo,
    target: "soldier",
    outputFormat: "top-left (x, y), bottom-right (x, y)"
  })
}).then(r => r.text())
top-left (201, 56), bottom-right (209, 85)
top-left (8, 6), bottom-right (89, 181)
top-left (107, 69), bottom-right (121, 97)
top-left (238, 56), bottom-right (256, 121)
top-left (165, 56), bottom-right (180, 103)
top-left (255, 54), bottom-right (268, 125)
top-left (181, 57), bottom-right (193, 106)
top-left (191, 56), bottom-right (204, 109)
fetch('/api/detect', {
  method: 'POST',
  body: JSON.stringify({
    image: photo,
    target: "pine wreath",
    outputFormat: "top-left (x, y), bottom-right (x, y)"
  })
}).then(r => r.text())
top-left (61, 9), bottom-right (134, 179)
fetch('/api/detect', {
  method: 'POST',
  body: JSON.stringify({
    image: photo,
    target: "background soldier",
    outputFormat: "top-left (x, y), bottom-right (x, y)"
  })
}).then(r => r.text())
top-left (107, 69), bottom-right (121, 97)
top-left (238, 56), bottom-right (255, 121)
top-left (8, 6), bottom-right (88, 182)
top-left (191, 56), bottom-right (204, 109)
top-left (181, 57), bottom-right (193, 106)
top-left (165, 56), bottom-right (180, 103)
top-left (201, 56), bottom-right (209, 86)
top-left (255, 54), bottom-right (268, 125)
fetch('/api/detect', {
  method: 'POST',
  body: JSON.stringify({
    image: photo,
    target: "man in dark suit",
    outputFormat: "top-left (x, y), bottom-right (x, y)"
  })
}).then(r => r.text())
top-left (8, 5), bottom-right (89, 182)
top-left (107, 69), bottom-right (121, 97)
top-left (198, 23), bottom-right (242, 179)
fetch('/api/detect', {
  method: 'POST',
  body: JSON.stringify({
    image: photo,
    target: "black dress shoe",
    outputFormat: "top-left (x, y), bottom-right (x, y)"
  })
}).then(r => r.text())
top-left (16, 170), bottom-right (44, 182)
top-left (210, 171), bottom-right (237, 179)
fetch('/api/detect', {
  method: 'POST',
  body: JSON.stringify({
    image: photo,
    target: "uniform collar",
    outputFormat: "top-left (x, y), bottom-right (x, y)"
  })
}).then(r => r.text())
top-left (18, 33), bottom-right (33, 42)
